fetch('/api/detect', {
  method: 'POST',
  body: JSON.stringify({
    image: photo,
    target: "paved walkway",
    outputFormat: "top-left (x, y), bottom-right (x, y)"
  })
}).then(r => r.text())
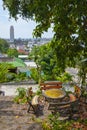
top-left (0, 96), bottom-right (50, 130)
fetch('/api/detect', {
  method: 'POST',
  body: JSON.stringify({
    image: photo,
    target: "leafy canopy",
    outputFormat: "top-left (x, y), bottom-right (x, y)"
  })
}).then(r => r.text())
top-left (3, 0), bottom-right (87, 68)
top-left (3, 0), bottom-right (87, 37)
top-left (7, 48), bottom-right (18, 58)
top-left (29, 43), bottom-right (62, 81)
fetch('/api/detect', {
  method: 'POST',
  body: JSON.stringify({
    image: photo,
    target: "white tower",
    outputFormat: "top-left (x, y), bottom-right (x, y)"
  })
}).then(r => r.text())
top-left (10, 25), bottom-right (14, 42)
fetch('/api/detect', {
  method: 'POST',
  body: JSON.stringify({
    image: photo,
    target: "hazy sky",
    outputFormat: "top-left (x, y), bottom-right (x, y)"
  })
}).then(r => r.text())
top-left (0, 1), bottom-right (53, 39)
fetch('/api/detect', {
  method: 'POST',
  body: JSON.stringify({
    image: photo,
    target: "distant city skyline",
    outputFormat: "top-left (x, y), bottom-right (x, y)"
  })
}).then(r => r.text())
top-left (0, 1), bottom-right (53, 39)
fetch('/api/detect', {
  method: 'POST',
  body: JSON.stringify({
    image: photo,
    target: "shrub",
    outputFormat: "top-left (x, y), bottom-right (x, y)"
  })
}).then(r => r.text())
top-left (57, 72), bottom-right (73, 83)
top-left (30, 68), bottom-right (39, 83)
top-left (13, 87), bottom-right (27, 104)
top-left (41, 113), bottom-right (72, 130)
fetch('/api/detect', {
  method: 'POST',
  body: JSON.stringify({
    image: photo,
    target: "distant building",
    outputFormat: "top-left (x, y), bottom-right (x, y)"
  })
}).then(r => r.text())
top-left (10, 25), bottom-right (14, 42)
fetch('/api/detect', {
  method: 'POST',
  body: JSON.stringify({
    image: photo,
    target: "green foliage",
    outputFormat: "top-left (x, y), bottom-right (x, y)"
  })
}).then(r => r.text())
top-left (5, 73), bottom-right (16, 81)
top-left (35, 86), bottom-right (42, 96)
top-left (0, 63), bottom-right (9, 82)
top-left (0, 63), bottom-right (15, 83)
top-left (29, 43), bottom-right (61, 82)
top-left (0, 38), bottom-right (9, 53)
top-left (14, 72), bottom-right (27, 82)
top-left (42, 121), bottom-right (51, 130)
top-left (78, 59), bottom-right (87, 87)
top-left (7, 48), bottom-right (18, 58)
top-left (16, 87), bottom-right (26, 98)
top-left (42, 113), bottom-right (71, 130)
top-left (30, 68), bottom-right (39, 83)
top-left (0, 62), bottom-right (29, 83)
top-left (83, 119), bottom-right (87, 125)
top-left (41, 113), bottom-right (87, 130)
top-left (13, 87), bottom-right (27, 104)
top-left (3, 0), bottom-right (87, 85)
top-left (13, 86), bottom-right (42, 104)
top-left (81, 88), bottom-right (87, 98)
top-left (57, 72), bottom-right (73, 83)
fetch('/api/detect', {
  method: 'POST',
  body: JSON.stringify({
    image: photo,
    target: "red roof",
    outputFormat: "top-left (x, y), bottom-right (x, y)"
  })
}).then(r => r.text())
top-left (18, 49), bottom-right (29, 55)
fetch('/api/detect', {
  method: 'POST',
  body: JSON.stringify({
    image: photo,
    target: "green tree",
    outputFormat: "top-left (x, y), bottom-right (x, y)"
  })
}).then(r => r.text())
top-left (0, 38), bottom-right (9, 53)
top-left (3, 0), bottom-right (87, 63)
top-left (29, 43), bottom-right (60, 82)
top-left (3, 0), bottom-right (87, 85)
top-left (29, 45), bottom-right (43, 83)
top-left (7, 48), bottom-right (18, 57)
